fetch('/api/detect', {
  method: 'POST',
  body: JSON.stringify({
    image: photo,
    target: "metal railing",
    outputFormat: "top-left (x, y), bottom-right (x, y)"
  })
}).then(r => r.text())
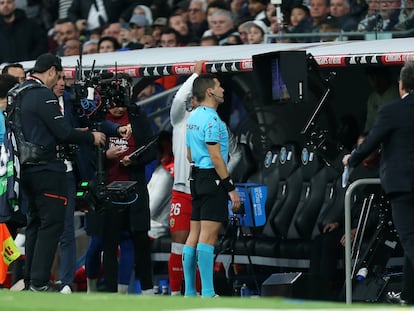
top-left (264, 29), bottom-right (414, 43)
top-left (344, 178), bottom-right (381, 304)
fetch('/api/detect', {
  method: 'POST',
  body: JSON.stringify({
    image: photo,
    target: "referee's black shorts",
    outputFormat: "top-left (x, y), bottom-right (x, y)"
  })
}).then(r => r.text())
top-left (190, 168), bottom-right (228, 222)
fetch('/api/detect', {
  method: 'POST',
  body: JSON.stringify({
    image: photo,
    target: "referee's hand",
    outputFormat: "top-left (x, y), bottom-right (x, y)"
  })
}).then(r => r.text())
top-left (229, 190), bottom-right (241, 212)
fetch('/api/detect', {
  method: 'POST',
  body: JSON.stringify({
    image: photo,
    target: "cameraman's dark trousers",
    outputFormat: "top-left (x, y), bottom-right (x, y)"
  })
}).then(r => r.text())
top-left (22, 169), bottom-right (67, 289)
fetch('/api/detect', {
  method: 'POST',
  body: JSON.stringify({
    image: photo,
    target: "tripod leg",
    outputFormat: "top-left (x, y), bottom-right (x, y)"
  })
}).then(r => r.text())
top-left (239, 227), bottom-right (260, 294)
top-left (352, 194), bottom-right (375, 278)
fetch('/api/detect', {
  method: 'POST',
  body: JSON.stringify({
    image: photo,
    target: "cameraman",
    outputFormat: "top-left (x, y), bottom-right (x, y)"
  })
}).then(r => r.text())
top-left (84, 74), bottom-right (156, 293)
top-left (19, 53), bottom-right (106, 292)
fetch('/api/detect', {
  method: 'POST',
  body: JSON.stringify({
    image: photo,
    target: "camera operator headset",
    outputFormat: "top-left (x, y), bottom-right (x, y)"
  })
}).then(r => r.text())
top-left (18, 53), bottom-right (106, 292)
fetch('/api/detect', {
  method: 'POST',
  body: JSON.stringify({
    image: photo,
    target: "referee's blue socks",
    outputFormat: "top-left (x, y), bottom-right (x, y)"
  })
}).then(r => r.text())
top-left (196, 243), bottom-right (215, 297)
top-left (182, 245), bottom-right (197, 296)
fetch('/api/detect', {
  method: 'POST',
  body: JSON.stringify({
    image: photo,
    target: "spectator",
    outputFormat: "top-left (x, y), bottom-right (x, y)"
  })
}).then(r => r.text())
top-left (98, 36), bottom-right (121, 53)
top-left (63, 39), bottom-right (82, 56)
top-left (200, 35), bottom-right (219, 45)
top-left (357, 0), bottom-right (383, 32)
top-left (131, 4), bottom-right (153, 25)
top-left (392, 0), bottom-right (414, 31)
top-left (101, 22), bottom-right (122, 43)
top-left (118, 23), bottom-right (144, 50)
top-left (53, 18), bottom-right (80, 57)
top-left (310, 0), bottom-right (331, 28)
top-left (0, 0), bottom-right (48, 63)
top-left (169, 13), bottom-right (199, 45)
top-left (160, 27), bottom-right (181, 47)
top-left (128, 14), bottom-right (149, 47)
top-left (237, 20), bottom-right (250, 43)
top-left (2, 63), bottom-right (25, 84)
top-left (265, 3), bottom-right (280, 36)
top-left (245, 19), bottom-right (268, 44)
top-left (188, 0), bottom-right (209, 40)
top-left (356, 0), bottom-right (400, 32)
top-left (247, 0), bottom-right (269, 21)
top-left (82, 39), bottom-right (99, 55)
top-left (151, 17), bottom-right (168, 46)
top-left (140, 33), bottom-right (157, 48)
top-left (330, 0), bottom-right (359, 31)
top-left (309, 0), bottom-right (331, 41)
top-left (285, 4), bottom-right (313, 42)
top-left (226, 32), bottom-right (243, 44)
top-left (318, 16), bottom-right (342, 41)
top-left (205, 0), bottom-right (231, 31)
top-left (208, 9), bottom-right (239, 45)
top-left (288, 4), bottom-right (312, 32)
top-left (379, 0), bottom-right (401, 31)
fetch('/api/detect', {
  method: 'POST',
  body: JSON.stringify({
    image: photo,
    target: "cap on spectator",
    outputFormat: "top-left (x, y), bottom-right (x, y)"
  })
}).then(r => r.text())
top-left (245, 20), bottom-right (269, 35)
top-left (129, 14), bottom-right (149, 27)
top-left (152, 17), bottom-right (167, 27)
top-left (33, 53), bottom-right (63, 73)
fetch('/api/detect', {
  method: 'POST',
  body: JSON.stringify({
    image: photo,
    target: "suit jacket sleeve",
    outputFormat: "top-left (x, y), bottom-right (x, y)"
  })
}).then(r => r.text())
top-left (348, 102), bottom-right (394, 167)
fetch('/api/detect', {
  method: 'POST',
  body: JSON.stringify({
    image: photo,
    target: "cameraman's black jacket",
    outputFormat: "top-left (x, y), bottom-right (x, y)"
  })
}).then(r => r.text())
top-left (20, 78), bottom-right (95, 172)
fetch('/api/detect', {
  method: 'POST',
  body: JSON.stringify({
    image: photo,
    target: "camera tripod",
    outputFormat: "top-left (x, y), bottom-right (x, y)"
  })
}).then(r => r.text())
top-left (352, 193), bottom-right (399, 280)
top-left (215, 215), bottom-right (260, 295)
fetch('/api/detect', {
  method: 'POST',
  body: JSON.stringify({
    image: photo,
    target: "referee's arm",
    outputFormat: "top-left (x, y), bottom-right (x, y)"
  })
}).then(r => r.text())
top-left (207, 143), bottom-right (228, 179)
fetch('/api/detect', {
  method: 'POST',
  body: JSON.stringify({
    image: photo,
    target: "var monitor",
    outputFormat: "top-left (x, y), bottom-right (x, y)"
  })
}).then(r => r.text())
top-left (252, 50), bottom-right (308, 105)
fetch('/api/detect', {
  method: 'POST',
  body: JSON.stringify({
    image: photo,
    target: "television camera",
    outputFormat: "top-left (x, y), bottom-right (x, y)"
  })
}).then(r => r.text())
top-left (71, 60), bottom-right (132, 123)
top-left (71, 60), bottom-right (139, 212)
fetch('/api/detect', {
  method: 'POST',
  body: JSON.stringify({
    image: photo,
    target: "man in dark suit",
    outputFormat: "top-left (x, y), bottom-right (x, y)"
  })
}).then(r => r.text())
top-left (343, 62), bottom-right (414, 305)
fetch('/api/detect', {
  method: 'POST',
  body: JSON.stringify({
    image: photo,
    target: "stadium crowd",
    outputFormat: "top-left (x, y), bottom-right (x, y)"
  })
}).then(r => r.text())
top-left (0, 0), bottom-right (413, 300)
top-left (0, 0), bottom-right (413, 67)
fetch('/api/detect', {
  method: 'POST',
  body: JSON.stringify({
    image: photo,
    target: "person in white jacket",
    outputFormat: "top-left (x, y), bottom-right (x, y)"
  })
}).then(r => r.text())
top-left (168, 61), bottom-right (203, 295)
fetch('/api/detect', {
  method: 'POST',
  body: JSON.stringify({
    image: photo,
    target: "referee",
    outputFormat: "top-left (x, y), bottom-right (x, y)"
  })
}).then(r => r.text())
top-left (183, 73), bottom-right (241, 297)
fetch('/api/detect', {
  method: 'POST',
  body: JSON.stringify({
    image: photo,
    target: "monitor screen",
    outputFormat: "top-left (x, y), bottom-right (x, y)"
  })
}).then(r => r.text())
top-left (271, 58), bottom-right (290, 102)
top-left (253, 50), bottom-right (308, 105)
